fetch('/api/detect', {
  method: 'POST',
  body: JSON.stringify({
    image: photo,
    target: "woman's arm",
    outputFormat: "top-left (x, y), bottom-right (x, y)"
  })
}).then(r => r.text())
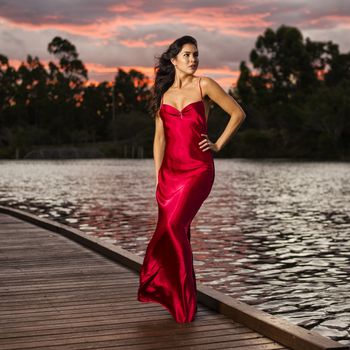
top-left (199, 77), bottom-right (246, 152)
top-left (153, 111), bottom-right (166, 186)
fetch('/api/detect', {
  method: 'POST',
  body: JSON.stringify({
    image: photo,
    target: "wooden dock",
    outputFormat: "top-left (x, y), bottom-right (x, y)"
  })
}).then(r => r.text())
top-left (0, 206), bottom-right (348, 350)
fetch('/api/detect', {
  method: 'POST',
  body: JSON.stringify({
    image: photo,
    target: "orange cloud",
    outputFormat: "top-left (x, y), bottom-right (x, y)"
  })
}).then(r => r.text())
top-left (7, 58), bottom-right (239, 90)
top-left (87, 63), bottom-right (239, 90)
top-left (119, 40), bottom-right (148, 48)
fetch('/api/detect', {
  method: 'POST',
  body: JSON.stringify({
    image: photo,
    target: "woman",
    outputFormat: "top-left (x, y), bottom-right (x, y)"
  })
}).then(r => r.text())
top-left (137, 35), bottom-right (246, 323)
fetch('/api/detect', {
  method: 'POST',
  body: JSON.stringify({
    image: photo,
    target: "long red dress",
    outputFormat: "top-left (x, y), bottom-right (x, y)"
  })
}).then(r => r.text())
top-left (137, 77), bottom-right (215, 323)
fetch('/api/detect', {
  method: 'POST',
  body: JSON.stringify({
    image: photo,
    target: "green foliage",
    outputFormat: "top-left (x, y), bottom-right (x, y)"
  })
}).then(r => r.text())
top-left (0, 27), bottom-right (349, 159)
top-left (236, 25), bottom-right (350, 159)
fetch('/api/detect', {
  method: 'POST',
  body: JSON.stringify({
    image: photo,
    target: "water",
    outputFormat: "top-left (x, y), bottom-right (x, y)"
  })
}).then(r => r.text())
top-left (0, 159), bottom-right (349, 344)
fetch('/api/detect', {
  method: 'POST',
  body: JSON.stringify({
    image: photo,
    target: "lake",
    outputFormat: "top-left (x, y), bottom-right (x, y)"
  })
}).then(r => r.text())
top-left (0, 158), bottom-right (349, 344)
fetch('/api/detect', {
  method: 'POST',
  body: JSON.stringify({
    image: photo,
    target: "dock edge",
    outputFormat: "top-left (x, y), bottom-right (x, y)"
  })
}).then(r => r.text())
top-left (0, 205), bottom-right (348, 350)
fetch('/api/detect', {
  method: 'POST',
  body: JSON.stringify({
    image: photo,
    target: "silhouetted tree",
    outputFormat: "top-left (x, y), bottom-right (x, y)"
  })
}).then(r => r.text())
top-left (0, 29), bottom-right (349, 159)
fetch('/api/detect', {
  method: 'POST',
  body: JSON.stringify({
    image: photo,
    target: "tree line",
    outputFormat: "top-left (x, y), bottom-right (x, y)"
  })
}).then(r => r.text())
top-left (0, 25), bottom-right (349, 159)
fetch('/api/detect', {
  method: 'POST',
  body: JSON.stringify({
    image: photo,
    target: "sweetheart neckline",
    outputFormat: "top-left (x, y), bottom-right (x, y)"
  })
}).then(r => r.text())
top-left (161, 99), bottom-right (204, 113)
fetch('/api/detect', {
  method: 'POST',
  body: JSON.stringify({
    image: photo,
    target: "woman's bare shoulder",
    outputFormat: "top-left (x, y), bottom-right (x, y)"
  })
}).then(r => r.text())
top-left (199, 76), bottom-right (220, 100)
top-left (200, 75), bottom-right (219, 88)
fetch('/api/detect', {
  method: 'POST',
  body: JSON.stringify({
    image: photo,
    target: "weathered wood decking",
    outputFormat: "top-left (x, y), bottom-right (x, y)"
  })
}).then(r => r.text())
top-left (0, 206), bottom-right (348, 350)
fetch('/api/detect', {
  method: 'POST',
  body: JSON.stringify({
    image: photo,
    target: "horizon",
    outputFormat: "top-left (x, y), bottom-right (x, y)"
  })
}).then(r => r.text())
top-left (1, 0), bottom-right (350, 90)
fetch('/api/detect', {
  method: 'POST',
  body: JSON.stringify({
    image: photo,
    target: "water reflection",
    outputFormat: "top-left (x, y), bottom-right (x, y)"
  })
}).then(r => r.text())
top-left (0, 159), bottom-right (349, 344)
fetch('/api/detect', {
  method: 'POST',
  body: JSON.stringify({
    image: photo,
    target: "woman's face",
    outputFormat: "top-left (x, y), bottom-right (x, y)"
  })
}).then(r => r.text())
top-left (171, 43), bottom-right (199, 75)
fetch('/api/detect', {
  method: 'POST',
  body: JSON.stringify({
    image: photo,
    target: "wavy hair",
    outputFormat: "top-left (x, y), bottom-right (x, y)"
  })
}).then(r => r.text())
top-left (149, 35), bottom-right (198, 118)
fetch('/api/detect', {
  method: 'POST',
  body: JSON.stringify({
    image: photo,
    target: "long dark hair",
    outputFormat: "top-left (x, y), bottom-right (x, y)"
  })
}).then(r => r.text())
top-left (150, 35), bottom-right (198, 118)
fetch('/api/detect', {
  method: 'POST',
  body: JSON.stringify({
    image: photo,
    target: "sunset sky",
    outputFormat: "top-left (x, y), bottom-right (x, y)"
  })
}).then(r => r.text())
top-left (1, 0), bottom-right (350, 90)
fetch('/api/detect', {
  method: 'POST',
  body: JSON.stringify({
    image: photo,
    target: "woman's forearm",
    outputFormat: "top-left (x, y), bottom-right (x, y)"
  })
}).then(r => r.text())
top-left (153, 136), bottom-right (166, 184)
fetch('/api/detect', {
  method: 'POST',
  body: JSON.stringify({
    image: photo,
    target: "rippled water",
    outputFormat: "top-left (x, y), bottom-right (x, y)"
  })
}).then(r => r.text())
top-left (0, 159), bottom-right (349, 344)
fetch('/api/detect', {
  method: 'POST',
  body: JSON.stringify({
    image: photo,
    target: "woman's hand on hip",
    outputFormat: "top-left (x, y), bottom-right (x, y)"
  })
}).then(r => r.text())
top-left (199, 134), bottom-right (220, 152)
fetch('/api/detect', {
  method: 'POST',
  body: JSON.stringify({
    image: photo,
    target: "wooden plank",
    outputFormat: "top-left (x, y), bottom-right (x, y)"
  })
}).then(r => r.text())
top-left (0, 329), bottom-right (272, 350)
top-left (0, 207), bottom-right (346, 350)
top-left (0, 317), bottom-right (234, 338)
top-left (0, 210), bottom-right (290, 350)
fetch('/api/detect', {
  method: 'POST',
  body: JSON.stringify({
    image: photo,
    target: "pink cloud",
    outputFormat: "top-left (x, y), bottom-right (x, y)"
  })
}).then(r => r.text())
top-left (2, 0), bottom-right (350, 92)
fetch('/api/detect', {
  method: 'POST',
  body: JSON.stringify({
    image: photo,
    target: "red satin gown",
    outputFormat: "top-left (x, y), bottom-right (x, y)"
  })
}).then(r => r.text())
top-left (137, 77), bottom-right (215, 323)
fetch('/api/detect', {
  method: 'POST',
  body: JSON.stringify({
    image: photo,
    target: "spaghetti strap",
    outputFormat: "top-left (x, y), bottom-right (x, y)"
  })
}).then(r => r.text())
top-left (198, 77), bottom-right (203, 100)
